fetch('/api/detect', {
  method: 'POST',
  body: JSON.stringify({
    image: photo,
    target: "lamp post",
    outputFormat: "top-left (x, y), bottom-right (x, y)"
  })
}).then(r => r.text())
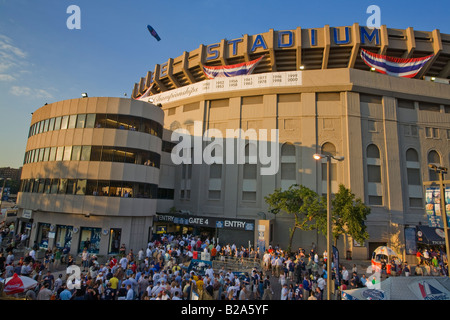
top-left (313, 153), bottom-right (344, 300)
top-left (428, 164), bottom-right (450, 279)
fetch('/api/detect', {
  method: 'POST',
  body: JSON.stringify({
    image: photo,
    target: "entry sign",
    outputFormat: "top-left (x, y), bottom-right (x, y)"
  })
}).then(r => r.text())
top-left (156, 213), bottom-right (254, 231)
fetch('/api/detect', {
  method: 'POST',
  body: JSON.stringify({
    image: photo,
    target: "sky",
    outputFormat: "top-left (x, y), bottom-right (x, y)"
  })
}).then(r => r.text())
top-left (0, 0), bottom-right (449, 169)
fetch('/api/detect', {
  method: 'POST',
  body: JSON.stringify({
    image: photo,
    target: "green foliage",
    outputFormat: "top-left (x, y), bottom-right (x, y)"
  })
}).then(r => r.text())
top-left (331, 184), bottom-right (370, 245)
top-left (264, 184), bottom-right (325, 252)
top-left (264, 183), bottom-right (371, 251)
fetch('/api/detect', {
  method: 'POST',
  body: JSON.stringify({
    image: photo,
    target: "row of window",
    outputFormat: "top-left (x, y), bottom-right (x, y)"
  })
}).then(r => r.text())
top-left (28, 113), bottom-right (163, 139)
top-left (36, 223), bottom-right (123, 254)
top-left (19, 178), bottom-right (173, 199)
top-left (23, 145), bottom-right (161, 168)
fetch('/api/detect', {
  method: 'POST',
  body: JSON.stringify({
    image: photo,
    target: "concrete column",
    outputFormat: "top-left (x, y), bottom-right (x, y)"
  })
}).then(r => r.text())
top-left (342, 92), bottom-right (365, 199)
top-left (299, 92), bottom-right (317, 191)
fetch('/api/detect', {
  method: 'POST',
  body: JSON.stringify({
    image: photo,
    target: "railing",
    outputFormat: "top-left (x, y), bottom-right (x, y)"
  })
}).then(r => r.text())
top-left (212, 255), bottom-right (261, 272)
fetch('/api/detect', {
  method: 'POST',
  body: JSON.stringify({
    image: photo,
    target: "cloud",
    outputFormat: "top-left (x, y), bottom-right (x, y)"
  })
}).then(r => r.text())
top-left (0, 74), bottom-right (15, 81)
top-left (0, 34), bottom-right (27, 81)
top-left (10, 85), bottom-right (54, 99)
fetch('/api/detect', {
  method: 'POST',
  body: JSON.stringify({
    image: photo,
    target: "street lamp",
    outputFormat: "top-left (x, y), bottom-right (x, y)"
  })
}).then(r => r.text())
top-left (313, 153), bottom-right (344, 300)
top-left (428, 164), bottom-right (450, 279)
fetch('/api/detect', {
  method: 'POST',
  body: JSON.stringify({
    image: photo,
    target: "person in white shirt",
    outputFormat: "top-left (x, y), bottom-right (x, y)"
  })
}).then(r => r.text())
top-left (342, 266), bottom-right (349, 285)
top-left (29, 249), bottom-right (36, 261)
top-left (317, 276), bottom-right (326, 292)
top-left (205, 265), bottom-right (214, 279)
top-left (119, 256), bottom-right (128, 269)
top-left (281, 283), bottom-right (289, 300)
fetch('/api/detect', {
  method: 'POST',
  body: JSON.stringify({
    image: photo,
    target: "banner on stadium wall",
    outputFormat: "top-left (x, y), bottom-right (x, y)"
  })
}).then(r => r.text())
top-left (360, 48), bottom-right (434, 78)
top-left (203, 55), bottom-right (265, 79)
top-left (425, 186), bottom-right (450, 228)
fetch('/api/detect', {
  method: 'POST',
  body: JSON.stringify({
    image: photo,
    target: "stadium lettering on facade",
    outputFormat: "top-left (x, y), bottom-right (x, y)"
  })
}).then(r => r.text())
top-left (205, 26), bottom-right (380, 61)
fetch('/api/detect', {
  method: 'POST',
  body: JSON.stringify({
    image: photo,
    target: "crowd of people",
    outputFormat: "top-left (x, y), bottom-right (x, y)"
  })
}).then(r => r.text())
top-left (0, 231), bottom-right (448, 300)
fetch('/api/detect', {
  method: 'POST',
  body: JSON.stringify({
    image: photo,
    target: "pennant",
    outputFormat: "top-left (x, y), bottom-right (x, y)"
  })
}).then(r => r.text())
top-left (360, 48), bottom-right (434, 78)
top-left (203, 55), bottom-right (265, 79)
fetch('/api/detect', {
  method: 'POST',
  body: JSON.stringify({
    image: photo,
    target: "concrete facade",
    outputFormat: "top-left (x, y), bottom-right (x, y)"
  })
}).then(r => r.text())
top-left (16, 25), bottom-right (450, 260)
top-left (17, 97), bottom-right (165, 256)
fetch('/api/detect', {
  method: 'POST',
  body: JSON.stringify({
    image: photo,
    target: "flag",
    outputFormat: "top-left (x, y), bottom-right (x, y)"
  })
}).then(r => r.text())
top-left (332, 245), bottom-right (340, 287)
top-left (203, 55), bottom-right (265, 79)
top-left (360, 48), bottom-right (434, 78)
top-left (134, 84), bottom-right (153, 101)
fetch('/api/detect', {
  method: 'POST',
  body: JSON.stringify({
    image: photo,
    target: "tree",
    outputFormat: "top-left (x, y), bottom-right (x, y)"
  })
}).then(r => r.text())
top-left (264, 184), bottom-right (325, 252)
top-left (329, 184), bottom-right (371, 246)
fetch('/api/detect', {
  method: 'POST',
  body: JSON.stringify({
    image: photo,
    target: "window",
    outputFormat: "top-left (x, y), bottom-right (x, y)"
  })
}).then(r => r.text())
top-left (54, 116), bottom-right (62, 131)
top-left (43, 147), bottom-right (50, 162)
top-left (90, 146), bottom-right (102, 161)
top-left (58, 179), bottom-right (68, 194)
top-left (407, 168), bottom-right (421, 185)
top-left (209, 164), bottom-right (222, 179)
top-left (208, 190), bottom-right (221, 200)
top-left (242, 143), bottom-right (257, 202)
top-left (404, 124), bottom-right (418, 137)
top-left (428, 150), bottom-right (441, 181)
top-left (78, 227), bottom-right (101, 254)
top-left (63, 146), bottom-right (72, 161)
top-left (280, 143), bottom-right (296, 175)
top-left (55, 226), bottom-right (73, 249)
top-left (50, 179), bottom-right (59, 194)
top-left (106, 114), bottom-right (118, 129)
top-left (68, 115), bottom-right (77, 129)
top-left (48, 117), bottom-right (55, 131)
top-left (108, 229), bottom-right (122, 254)
top-left (425, 127), bottom-right (439, 139)
top-left (409, 198), bottom-right (423, 208)
top-left (368, 165), bottom-right (382, 182)
top-left (71, 146), bottom-right (81, 161)
top-left (406, 148), bottom-right (419, 162)
top-left (366, 144), bottom-right (382, 205)
top-left (76, 114), bottom-right (86, 128)
top-left (80, 146), bottom-right (91, 161)
top-left (43, 119), bottom-right (49, 132)
top-left (85, 114), bottom-right (96, 128)
top-left (95, 114), bottom-right (107, 128)
top-left (60, 115), bottom-right (69, 130)
top-left (43, 179), bottom-right (51, 194)
top-left (419, 102), bottom-right (440, 112)
top-left (37, 179), bottom-right (45, 193)
top-left (398, 99), bottom-right (415, 109)
top-left (242, 192), bottom-right (257, 201)
top-left (49, 147), bottom-right (57, 162)
top-left (76, 180), bottom-right (87, 195)
top-left (38, 121), bottom-right (44, 134)
top-left (56, 146), bottom-right (64, 161)
top-left (368, 196), bottom-right (383, 205)
top-left (367, 144), bottom-right (380, 158)
top-left (66, 179), bottom-right (77, 195)
top-left (38, 148), bottom-right (44, 162)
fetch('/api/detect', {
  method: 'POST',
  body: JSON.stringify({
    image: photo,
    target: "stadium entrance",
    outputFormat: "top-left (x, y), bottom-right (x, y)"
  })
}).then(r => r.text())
top-left (153, 212), bottom-right (256, 247)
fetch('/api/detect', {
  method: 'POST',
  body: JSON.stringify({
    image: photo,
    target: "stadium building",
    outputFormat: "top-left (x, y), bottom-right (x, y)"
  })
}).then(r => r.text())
top-left (17, 24), bottom-right (450, 261)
